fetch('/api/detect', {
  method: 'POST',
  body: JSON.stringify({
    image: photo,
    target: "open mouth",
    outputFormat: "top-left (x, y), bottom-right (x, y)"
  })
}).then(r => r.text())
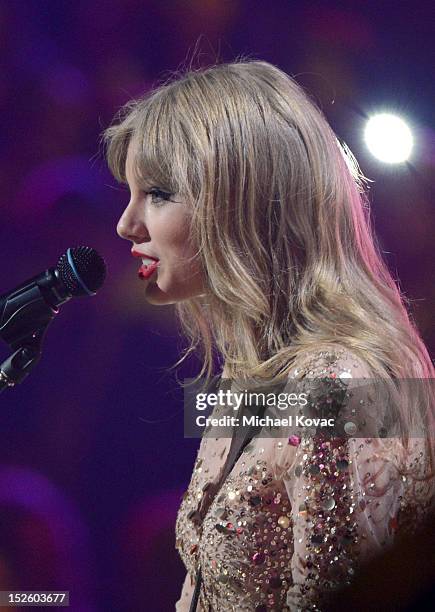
top-left (138, 258), bottom-right (160, 280)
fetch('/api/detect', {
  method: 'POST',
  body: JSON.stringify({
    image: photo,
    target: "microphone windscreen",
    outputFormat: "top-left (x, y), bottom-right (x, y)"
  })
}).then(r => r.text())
top-left (57, 246), bottom-right (107, 296)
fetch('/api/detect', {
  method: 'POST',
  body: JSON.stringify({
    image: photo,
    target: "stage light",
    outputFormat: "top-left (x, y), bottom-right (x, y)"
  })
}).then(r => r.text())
top-left (364, 113), bottom-right (413, 164)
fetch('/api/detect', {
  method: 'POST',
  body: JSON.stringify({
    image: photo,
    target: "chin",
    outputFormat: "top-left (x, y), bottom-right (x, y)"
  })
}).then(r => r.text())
top-left (143, 282), bottom-right (182, 305)
top-left (144, 286), bottom-right (174, 305)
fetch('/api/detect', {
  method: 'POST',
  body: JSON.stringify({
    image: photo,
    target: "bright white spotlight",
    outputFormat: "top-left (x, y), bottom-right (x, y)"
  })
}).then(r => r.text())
top-left (364, 113), bottom-right (413, 164)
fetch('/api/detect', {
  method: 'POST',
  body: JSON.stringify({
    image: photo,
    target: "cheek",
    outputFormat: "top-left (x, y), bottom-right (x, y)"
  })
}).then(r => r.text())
top-left (152, 210), bottom-right (204, 288)
top-left (160, 233), bottom-right (203, 287)
top-left (163, 247), bottom-right (202, 282)
top-left (153, 210), bottom-right (185, 240)
top-left (156, 216), bottom-right (194, 259)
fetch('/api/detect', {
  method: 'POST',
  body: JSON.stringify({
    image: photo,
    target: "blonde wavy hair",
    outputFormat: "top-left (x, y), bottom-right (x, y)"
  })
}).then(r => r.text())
top-left (102, 59), bottom-right (434, 467)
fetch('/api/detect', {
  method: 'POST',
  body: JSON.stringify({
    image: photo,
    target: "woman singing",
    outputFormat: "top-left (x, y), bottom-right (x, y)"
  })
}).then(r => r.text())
top-left (102, 60), bottom-right (435, 611)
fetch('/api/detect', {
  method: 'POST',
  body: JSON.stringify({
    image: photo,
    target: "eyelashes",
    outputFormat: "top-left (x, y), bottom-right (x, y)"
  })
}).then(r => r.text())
top-left (123, 181), bottom-right (178, 207)
top-left (144, 188), bottom-right (175, 206)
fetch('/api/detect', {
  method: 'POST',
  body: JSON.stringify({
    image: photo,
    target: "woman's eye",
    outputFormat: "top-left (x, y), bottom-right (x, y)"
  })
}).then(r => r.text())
top-left (145, 188), bottom-right (173, 205)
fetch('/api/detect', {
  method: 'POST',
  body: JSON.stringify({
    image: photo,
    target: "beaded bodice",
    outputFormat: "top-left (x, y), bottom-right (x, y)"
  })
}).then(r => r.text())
top-left (175, 346), bottom-right (433, 611)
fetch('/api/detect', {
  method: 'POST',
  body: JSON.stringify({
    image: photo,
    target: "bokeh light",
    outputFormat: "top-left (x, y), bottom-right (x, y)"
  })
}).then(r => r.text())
top-left (364, 113), bottom-right (413, 164)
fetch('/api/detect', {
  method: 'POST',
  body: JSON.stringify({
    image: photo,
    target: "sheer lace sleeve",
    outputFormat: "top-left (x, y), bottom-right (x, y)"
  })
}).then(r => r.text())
top-left (271, 346), bottom-right (431, 610)
top-left (281, 436), bottom-right (403, 610)
top-left (175, 571), bottom-right (194, 611)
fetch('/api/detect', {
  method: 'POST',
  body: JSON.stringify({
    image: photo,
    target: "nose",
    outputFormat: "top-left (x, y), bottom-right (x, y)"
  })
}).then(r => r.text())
top-left (116, 201), bottom-right (149, 242)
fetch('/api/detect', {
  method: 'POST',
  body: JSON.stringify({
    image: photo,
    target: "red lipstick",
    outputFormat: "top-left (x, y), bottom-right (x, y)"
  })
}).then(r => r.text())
top-left (138, 261), bottom-right (159, 280)
top-left (130, 249), bottom-right (160, 281)
top-left (131, 249), bottom-right (159, 261)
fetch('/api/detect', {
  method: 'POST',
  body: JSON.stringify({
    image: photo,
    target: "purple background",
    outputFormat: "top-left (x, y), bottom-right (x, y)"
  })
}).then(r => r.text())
top-left (0, 2), bottom-right (434, 611)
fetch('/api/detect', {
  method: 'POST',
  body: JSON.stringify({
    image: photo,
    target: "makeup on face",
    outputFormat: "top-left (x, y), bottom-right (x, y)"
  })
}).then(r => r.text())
top-left (131, 250), bottom-right (161, 280)
top-left (138, 260), bottom-right (159, 280)
top-left (117, 141), bottom-right (207, 304)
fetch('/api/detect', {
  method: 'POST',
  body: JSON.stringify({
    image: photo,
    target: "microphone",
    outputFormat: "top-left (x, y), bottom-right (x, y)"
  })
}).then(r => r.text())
top-left (0, 246), bottom-right (107, 349)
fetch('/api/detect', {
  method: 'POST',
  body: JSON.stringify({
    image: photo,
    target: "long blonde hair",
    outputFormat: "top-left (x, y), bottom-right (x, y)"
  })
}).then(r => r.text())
top-left (102, 59), bottom-right (434, 466)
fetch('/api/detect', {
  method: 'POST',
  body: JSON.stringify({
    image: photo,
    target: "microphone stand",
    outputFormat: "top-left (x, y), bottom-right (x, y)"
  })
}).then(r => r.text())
top-left (0, 328), bottom-right (46, 393)
top-left (0, 269), bottom-right (60, 393)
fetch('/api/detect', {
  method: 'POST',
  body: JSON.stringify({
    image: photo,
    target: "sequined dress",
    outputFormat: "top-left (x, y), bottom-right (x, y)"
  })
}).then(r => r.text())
top-left (175, 345), bottom-right (434, 611)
